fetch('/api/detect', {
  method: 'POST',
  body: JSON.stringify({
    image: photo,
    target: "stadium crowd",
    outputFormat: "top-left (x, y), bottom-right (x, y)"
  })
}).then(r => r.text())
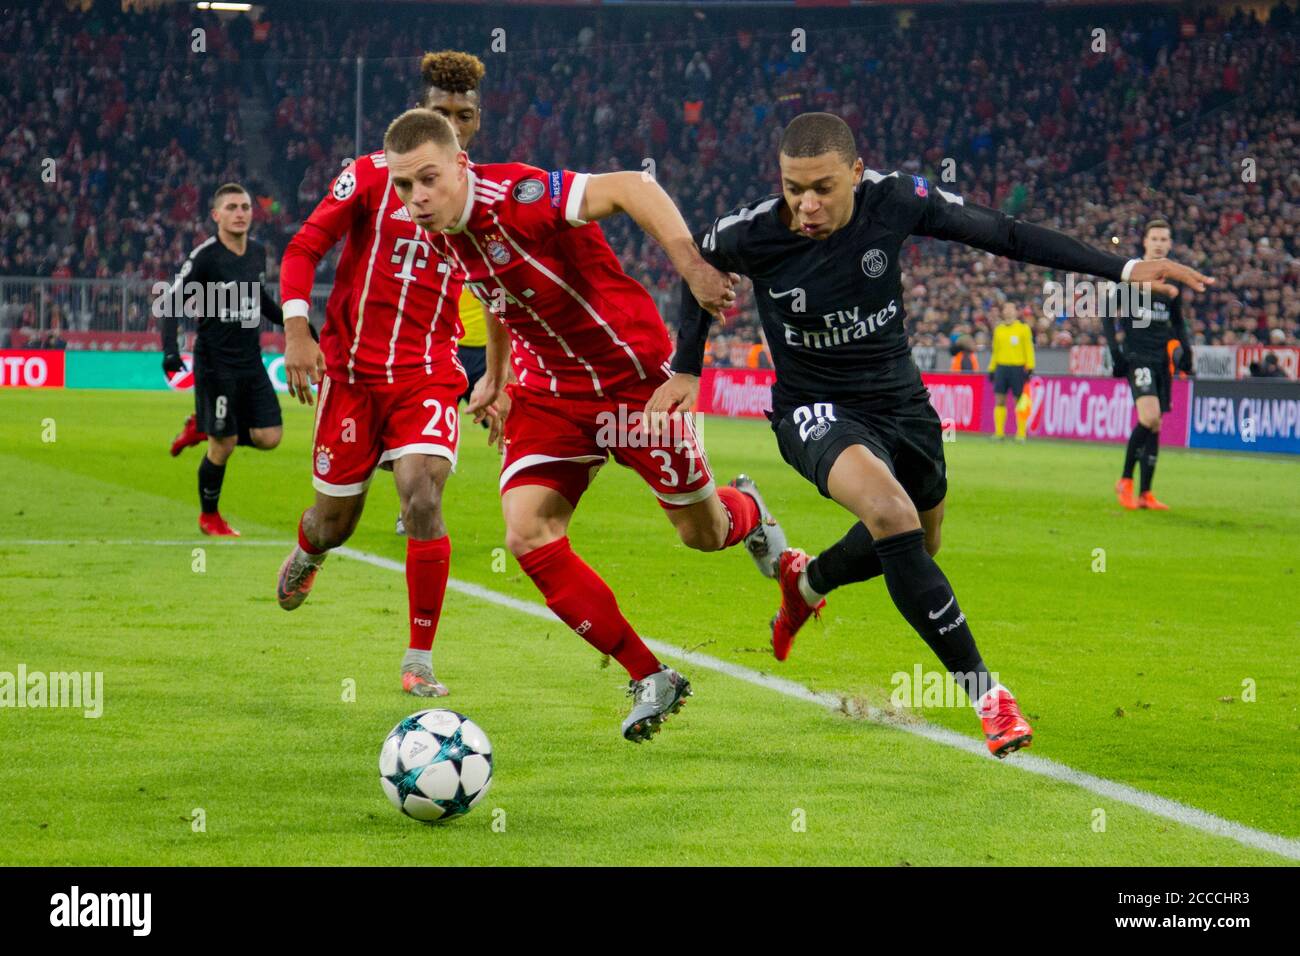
top-left (1, 1), bottom-right (1296, 361)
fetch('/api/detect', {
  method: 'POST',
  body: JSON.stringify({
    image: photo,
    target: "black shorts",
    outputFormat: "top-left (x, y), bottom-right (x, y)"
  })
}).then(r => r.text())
top-left (458, 345), bottom-right (486, 403)
top-left (772, 394), bottom-right (948, 512)
top-left (194, 362), bottom-right (282, 438)
top-left (1126, 360), bottom-right (1172, 413)
top-left (992, 365), bottom-right (1027, 398)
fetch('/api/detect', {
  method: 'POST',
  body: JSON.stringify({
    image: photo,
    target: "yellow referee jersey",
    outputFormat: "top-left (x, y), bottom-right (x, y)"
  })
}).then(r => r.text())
top-left (458, 288), bottom-right (487, 348)
top-left (988, 320), bottom-right (1035, 371)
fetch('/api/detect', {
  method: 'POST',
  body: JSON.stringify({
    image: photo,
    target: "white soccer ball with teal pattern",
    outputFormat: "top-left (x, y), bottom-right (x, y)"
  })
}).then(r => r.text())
top-left (379, 709), bottom-right (493, 823)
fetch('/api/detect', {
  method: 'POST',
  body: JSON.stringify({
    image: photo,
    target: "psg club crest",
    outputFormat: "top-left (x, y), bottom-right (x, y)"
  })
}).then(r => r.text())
top-left (332, 170), bottom-right (357, 201)
top-left (912, 174), bottom-right (929, 197)
top-left (486, 240), bottom-right (511, 265)
top-left (861, 248), bottom-right (888, 278)
top-left (315, 445), bottom-right (334, 476)
top-left (512, 179), bottom-right (545, 204)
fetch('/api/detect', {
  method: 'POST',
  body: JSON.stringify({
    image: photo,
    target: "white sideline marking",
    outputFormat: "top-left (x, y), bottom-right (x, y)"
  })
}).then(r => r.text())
top-left (331, 546), bottom-right (1300, 862)
top-left (5, 535), bottom-right (1295, 861)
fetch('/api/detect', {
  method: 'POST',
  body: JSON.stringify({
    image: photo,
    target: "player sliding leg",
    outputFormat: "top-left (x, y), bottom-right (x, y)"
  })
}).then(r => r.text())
top-left (798, 446), bottom-right (1031, 757)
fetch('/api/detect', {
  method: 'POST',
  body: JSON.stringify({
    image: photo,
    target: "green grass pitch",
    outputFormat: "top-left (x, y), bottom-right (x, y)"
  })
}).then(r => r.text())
top-left (0, 388), bottom-right (1296, 865)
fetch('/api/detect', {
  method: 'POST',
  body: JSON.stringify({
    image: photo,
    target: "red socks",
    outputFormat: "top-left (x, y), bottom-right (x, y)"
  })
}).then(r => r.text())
top-left (297, 514), bottom-right (324, 555)
top-left (516, 536), bottom-right (660, 680)
top-left (406, 536), bottom-right (451, 652)
top-left (717, 485), bottom-right (760, 549)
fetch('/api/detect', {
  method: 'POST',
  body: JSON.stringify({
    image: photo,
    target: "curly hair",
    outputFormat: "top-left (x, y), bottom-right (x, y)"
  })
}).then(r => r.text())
top-left (419, 50), bottom-right (485, 96)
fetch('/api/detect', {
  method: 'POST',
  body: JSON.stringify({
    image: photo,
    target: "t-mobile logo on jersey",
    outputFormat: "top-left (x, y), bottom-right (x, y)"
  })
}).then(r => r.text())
top-left (391, 237), bottom-right (432, 281)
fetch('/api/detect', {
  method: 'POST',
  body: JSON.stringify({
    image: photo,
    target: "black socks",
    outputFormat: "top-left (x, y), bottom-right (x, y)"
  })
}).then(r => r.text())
top-left (874, 529), bottom-right (990, 702)
top-left (1123, 423), bottom-right (1149, 480)
top-left (806, 522), bottom-right (884, 595)
top-left (199, 456), bottom-right (226, 514)
top-left (1139, 428), bottom-right (1160, 494)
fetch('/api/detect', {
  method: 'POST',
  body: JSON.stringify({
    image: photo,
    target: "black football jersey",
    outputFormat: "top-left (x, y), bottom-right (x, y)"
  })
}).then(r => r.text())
top-left (160, 236), bottom-right (283, 370)
top-left (1105, 286), bottom-right (1188, 363)
top-left (675, 170), bottom-right (1133, 414)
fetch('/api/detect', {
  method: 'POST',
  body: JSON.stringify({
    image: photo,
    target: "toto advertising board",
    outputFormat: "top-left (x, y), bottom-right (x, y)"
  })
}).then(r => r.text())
top-left (0, 350), bottom-right (66, 388)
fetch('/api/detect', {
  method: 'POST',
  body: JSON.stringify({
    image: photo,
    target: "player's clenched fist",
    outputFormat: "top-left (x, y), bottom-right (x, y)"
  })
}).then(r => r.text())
top-left (283, 319), bottom-right (324, 405)
top-left (684, 260), bottom-right (739, 316)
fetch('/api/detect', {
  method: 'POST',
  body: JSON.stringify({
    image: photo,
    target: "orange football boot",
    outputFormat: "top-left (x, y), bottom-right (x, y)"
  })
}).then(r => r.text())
top-left (771, 548), bottom-right (825, 662)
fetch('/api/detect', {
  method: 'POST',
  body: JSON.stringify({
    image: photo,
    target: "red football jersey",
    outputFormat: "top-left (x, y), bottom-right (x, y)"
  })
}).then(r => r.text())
top-left (440, 162), bottom-right (671, 398)
top-left (280, 151), bottom-right (464, 386)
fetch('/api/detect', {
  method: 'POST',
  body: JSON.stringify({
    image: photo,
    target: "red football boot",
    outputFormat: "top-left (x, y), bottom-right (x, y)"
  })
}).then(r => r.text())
top-left (170, 414), bottom-right (207, 457)
top-left (770, 548), bottom-right (825, 662)
top-left (199, 512), bottom-right (241, 537)
top-left (1138, 491), bottom-right (1169, 511)
top-left (1115, 478), bottom-right (1138, 510)
top-left (977, 687), bottom-right (1034, 758)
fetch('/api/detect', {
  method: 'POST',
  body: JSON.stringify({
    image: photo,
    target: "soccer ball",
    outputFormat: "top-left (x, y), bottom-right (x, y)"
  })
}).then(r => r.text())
top-left (379, 709), bottom-right (494, 823)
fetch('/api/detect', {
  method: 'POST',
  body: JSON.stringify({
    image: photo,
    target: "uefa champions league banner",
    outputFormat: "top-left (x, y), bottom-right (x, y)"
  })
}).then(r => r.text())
top-left (1187, 379), bottom-right (1300, 454)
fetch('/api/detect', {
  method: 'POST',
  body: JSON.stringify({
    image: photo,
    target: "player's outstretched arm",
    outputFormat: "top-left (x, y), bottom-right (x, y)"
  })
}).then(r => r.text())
top-left (578, 171), bottom-right (736, 315)
top-left (914, 194), bottom-right (1214, 298)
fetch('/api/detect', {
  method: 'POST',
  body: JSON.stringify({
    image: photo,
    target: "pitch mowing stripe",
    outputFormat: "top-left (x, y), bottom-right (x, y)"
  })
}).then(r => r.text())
top-left (332, 544), bottom-right (1300, 863)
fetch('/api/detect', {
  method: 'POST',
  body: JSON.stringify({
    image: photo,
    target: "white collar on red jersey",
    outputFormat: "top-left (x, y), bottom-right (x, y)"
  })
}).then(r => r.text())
top-left (447, 166), bottom-right (477, 234)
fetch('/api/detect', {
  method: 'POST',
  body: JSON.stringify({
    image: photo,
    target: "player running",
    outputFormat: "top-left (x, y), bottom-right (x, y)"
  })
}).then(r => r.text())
top-left (273, 128), bottom-right (489, 699)
top-left (381, 108), bottom-right (787, 742)
top-left (653, 113), bottom-right (1213, 757)
top-left (988, 301), bottom-right (1035, 443)
top-left (395, 51), bottom-right (493, 538)
top-left (1104, 219), bottom-right (1194, 511)
top-left (162, 183), bottom-right (292, 537)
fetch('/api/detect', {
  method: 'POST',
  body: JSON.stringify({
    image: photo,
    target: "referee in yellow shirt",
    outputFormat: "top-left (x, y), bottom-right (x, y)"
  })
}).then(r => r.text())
top-left (988, 301), bottom-right (1035, 442)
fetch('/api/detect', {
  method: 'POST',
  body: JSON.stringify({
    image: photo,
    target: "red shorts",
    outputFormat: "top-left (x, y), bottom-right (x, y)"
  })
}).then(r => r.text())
top-left (311, 373), bottom-right (465, 496)
top-left (499, 376), bottom-right (715, 509)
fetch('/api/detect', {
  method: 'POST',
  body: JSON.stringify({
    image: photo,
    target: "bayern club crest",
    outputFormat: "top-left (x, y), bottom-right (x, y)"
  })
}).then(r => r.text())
top-left (861, 248), bottom-right (888, 278)
top-left (486, 240), bottom-right (511, 265)
top-left (315, 446), bottom-right (333, 475)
